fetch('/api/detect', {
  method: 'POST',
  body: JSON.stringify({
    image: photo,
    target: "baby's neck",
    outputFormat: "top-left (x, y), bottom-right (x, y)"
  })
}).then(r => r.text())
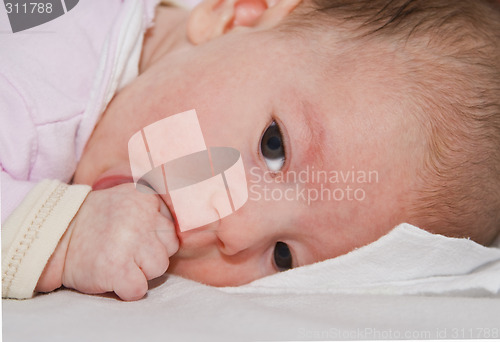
top-left (140, 4), bottom-right (192, 73)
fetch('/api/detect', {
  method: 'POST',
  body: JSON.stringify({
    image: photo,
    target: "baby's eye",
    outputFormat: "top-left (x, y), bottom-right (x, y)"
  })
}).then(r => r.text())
top-left (273, 242), bottom-right (293, 272)
top-left (260, 121), bottom-right (285, 171)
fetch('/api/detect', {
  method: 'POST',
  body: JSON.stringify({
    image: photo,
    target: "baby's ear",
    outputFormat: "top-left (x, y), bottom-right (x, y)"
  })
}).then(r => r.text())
top-left (187, 0), bottom-right (302, 44)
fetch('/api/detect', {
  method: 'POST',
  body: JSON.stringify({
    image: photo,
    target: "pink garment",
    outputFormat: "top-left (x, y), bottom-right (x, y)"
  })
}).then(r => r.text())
top-left (0, 0), bottom-right (159, 222)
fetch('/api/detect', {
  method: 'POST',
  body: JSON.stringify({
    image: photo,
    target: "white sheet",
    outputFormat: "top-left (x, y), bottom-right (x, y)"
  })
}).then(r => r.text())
top-left (223, 223), bottom-right (500, 296)
top-left (3, 224), bottom-right (500, 341)
top-left (3, 275), bottom-right (500, 341)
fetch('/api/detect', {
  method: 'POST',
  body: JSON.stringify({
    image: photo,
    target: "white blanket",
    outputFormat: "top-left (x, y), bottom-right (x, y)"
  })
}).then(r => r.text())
top-left (3, 223), bottom-right (500, 341)
top-left (223, 223), bottom-right (500, 296)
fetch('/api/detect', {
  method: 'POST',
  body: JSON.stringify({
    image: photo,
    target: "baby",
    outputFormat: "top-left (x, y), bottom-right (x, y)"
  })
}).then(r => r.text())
top-left (2, 0), bottom-right (499, 301)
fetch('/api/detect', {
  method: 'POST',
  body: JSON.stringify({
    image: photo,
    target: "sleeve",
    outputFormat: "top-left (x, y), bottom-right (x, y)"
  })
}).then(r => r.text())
top-left (2, 179), bottom-right (91, 299)
top-left (0, 72), bottom-right (38, 223)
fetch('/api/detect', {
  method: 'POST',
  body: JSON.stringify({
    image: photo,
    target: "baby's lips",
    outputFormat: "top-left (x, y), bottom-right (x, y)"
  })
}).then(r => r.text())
top-left (92, 175), bottom-right (134, 190)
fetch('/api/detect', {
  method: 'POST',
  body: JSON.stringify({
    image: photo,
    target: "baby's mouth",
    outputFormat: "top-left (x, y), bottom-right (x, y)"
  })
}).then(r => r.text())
top-left (156, 193), bottom-right (217, 251)
top-left (92, 175), bottom-right (134, 190)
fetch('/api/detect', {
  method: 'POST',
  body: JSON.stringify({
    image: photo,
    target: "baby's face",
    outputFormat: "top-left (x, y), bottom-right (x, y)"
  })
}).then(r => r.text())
top-left (75, 27), bottom-right (423, 285)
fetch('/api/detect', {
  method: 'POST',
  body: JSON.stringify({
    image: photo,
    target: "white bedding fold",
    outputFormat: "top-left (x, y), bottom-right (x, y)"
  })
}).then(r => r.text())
top-left (221, 223), bottom-right (500, 296)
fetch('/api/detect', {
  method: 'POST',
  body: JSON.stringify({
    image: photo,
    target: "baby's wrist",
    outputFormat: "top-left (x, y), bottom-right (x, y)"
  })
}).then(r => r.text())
top-left (35, 219), bottom-right (75, 293)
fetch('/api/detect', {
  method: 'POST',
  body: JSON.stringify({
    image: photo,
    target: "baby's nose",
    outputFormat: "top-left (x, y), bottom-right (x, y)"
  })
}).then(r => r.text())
top-left (214, 224), bottom-right (253, 256)
top-left (210, 211), bottom-right (270, 256)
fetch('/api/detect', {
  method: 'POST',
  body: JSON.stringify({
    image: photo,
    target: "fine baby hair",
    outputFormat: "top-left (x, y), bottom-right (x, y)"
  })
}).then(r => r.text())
top-left (280, 0), bottom-right (500, 245)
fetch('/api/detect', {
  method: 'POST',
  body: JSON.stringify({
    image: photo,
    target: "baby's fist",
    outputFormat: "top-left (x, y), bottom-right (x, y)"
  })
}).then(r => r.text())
top-left (37, 183), bottom-right (178, 301)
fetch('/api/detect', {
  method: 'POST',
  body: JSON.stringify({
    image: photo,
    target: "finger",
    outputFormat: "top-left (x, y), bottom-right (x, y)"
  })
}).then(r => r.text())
top-left (154, 216), bottom-right (179, 257)
top-left (134, 240), bottom-right (170, 280)
top-left (113, 262), bottom-right (148, 301)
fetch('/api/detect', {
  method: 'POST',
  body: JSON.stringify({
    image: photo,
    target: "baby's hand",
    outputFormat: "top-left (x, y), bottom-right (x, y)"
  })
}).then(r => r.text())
top-left (36, 183), bottom-right (178, 301)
